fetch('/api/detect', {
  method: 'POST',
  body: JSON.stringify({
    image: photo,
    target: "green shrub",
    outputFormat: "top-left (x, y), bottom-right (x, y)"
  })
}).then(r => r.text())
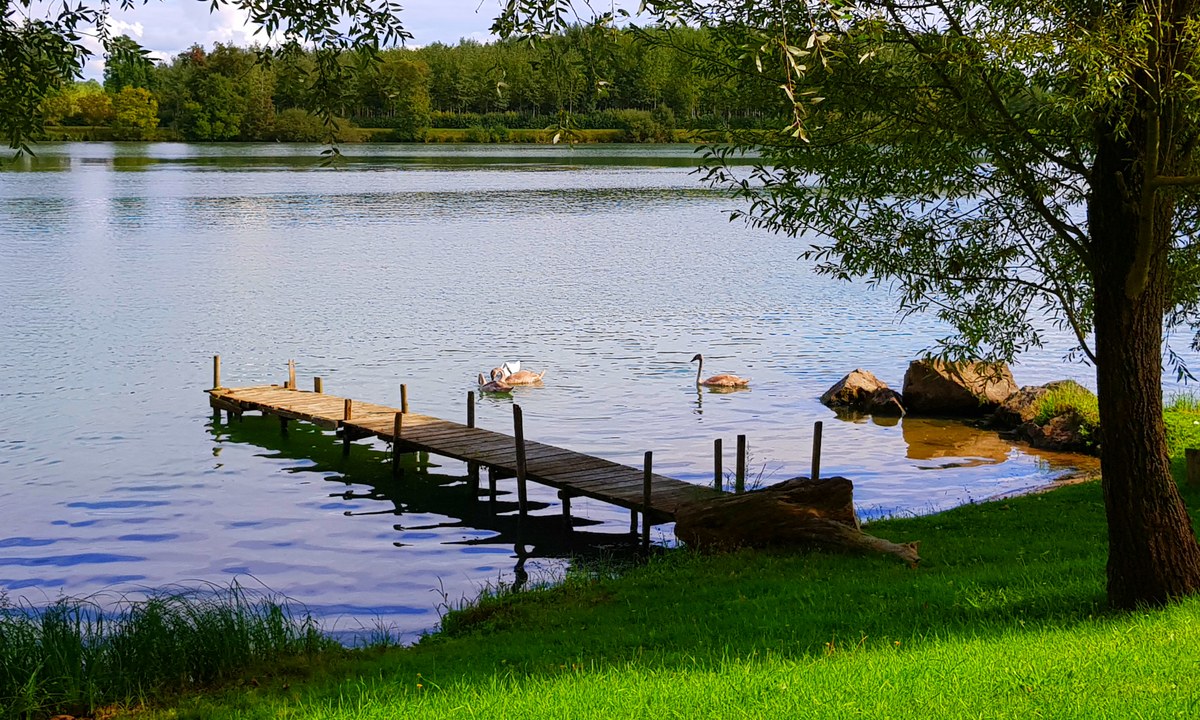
top-left (270, 108), bottom-right (327, 142)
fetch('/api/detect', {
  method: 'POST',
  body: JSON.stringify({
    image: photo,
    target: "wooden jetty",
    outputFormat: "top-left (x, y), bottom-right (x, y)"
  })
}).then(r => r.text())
top-left (206, 357), bottom-right (728, 546)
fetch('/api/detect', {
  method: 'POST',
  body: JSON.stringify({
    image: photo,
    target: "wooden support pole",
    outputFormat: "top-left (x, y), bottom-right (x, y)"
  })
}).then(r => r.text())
top-left (401, 384), bottom-right (409, 414)
top-left (344, 398), bottom-right (353, 420)
top-left (561, 491), bottom-right (572, 531)
top-left (342, 399), bottom-right (353, 457)
top-left (642, 451), bottom-right (653, 551)
top-left (279, 416), bottom-right (289, 436)
top-left (514, 404), bottom-right (528, 520)
top-left (736, 434), bottom-right (747, 494)
top-left (288, 360), bottom-right (296, 391)
top-left (467, 391), bottom-right (475, 428)
top-left (630, 509), bottom-right (638, 536)
top-left (812, 421), bottom-right (824, 482)
top-left (212, 355), bottom-right (221, 390)
top-left (314, 376), bottom-right (323, 393)
top-left (488, 466), bottom-right (498, 504)
top-left (714, 438), bottom-right (723, 492)
top-left (1187, 448), bottom-right (1200, 487)
top-left (392, 412), bottom-right (403, 477)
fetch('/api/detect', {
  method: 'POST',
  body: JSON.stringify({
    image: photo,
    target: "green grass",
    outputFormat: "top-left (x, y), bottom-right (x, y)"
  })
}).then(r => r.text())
top-left (0, 582), bottom-right (334, 719)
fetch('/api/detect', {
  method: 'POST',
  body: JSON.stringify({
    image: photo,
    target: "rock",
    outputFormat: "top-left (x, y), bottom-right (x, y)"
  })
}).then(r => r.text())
top-left (1017, 412), bottom-right (1094, 453)
top-left (820, 369), bottom-right (906, 416)
top-left (674, 477), bottom-right (921, 566)
top-left (901, 359), bottom-right (1017, 416)
top-left (864, 388), bottom-right (906, 416)
top-left (992, 385), bottom-right (1052, 428)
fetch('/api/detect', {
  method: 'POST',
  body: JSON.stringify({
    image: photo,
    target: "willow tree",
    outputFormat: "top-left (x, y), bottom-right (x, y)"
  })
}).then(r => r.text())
top-left (498, 0), bottom-right (1200, 608)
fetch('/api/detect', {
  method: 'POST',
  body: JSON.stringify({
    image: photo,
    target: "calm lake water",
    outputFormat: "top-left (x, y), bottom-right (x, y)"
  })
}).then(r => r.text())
top-left (0, 142), bottom-right (1187, 641)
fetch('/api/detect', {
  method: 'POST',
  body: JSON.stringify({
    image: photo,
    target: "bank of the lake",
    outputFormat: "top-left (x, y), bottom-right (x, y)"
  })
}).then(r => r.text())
top-left (75, 412), bottom-right (1200, 719)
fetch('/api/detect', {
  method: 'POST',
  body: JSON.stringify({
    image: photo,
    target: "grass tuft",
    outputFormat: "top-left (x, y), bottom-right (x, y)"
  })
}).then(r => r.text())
top-left (1032, 381), bottom-right (1099, 428)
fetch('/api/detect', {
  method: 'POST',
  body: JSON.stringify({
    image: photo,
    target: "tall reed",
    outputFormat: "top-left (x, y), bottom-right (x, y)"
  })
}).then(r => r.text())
top-left (0, 581), bottom-right (332, 719)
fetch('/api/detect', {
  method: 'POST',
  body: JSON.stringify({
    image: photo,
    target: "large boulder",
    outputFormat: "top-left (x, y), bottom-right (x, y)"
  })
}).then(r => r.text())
top-left (901, 359), bottom-right (1017, 416)
top-left (820, 369), bottom-right (906, 416)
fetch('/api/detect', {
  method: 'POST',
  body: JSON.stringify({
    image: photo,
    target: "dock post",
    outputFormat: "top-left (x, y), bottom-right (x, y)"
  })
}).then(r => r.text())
top-left (736, 434), bottom-right (746, 494)
top-left (630, 509), bottom-right (638, 536)
top-left (812, 421), bottom-right (824, 482)
top-left (314, 376), bottom-right (323, 393)
top-left (392, 412), bottom-right (403, 477)
top-left (401, 384), bottom-right (409, 414)
top-left (342, 399), bottom-right (353, 457)
top-left (714, 438), bottom-right (723, 492)
top-left (488, 467), bottom-right (498, 506)
top-left (642, 451), bottom-right (652, 551)
top-left (1188, 448), bottom-right (1200, 487)
top-left (514, 405), bottom-right (528, 521)
top-left (280, 416), bottom-right (289, 436)
top-left (212, 355), bottom-right (221, 390)
top-left (288, 360), bottom-right (296, 391)
top-left (466, 392), bottom-right (479, 497)
top-left (561, 490), bottom-right (572, 532)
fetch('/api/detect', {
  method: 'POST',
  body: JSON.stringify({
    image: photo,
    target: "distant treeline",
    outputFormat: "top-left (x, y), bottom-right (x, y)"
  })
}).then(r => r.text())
top-left (40, 27), bottom-right (788, 142)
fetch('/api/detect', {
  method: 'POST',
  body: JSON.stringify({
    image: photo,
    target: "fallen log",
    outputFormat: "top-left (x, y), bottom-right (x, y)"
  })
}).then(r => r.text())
top-left (673, 476), bottom-right (921, 566)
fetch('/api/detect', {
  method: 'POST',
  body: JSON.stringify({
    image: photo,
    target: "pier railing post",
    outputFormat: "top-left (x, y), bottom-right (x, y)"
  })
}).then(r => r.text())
top-left (212, 355), bottom-right (221, 390)
top-left (812, 421), bottom-right (824, 482)
top-left (642, 451), bottom-right (652, 551)
top-left (392, 412), bottom-right (403, 477)
top-left (714, 438), bottom-right (723, 492)
top-left (401, 384), bottom-right (409, 414)
top-left (467, 391), bottom-right (475, 428)
top-left (736, 434), bottom-right (746, 494)
top-left (342, 399), bottom-right (353, 457)
top-left (314, 377), bottom-right (323, 393)
top-left (514, 405), bottom-right (528, 521)
top-left (288, 359), bottom-right (296, 390)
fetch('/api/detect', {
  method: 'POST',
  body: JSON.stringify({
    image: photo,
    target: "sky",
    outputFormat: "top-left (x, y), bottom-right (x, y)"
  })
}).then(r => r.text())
top-left (48, 0), bottom-right (624, 80)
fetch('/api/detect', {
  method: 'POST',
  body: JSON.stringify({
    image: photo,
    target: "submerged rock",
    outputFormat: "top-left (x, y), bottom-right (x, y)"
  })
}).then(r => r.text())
top-left (820, 369), bottom-right (906, 416)
top-left (901, 359), bottom-right (1017, 416)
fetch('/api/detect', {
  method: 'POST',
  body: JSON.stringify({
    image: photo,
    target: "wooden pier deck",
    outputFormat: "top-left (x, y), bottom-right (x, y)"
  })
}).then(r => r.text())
top-left (207, 381), bottom-right (723, 529)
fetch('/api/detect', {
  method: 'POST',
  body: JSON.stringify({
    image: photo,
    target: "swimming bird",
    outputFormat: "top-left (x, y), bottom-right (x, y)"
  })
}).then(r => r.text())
top-left (501, 368), bottom-right (546, 385)
top-left (691, 353), bottom-right (750, 388)
top-left (489, 361), bottom-right (522, 381)
top-left (478, 372), bottom-right (512, 394)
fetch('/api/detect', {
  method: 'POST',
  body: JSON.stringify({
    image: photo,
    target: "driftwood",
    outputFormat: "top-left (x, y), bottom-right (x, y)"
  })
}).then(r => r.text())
top-left (674, 476), bottom-right (921, 566)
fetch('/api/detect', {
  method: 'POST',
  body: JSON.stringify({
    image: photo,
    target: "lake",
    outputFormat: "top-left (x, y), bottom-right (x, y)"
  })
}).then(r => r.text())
top-left (0, 142), bottom-right (1180, 642)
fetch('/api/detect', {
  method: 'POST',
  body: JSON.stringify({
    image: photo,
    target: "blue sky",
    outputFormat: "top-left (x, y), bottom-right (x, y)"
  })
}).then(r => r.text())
top-left (67, 0), bottom-right (624, 79)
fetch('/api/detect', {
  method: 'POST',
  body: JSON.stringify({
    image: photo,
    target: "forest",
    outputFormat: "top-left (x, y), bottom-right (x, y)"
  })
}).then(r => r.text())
top-left (41, 26), bottom-right (785, 142)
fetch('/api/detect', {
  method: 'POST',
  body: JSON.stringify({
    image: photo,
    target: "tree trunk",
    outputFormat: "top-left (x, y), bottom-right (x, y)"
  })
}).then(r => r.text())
top-left (1090, 125), bottom-right (1200, 609)
top-left (673, 477), bottom-right (921, 566)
